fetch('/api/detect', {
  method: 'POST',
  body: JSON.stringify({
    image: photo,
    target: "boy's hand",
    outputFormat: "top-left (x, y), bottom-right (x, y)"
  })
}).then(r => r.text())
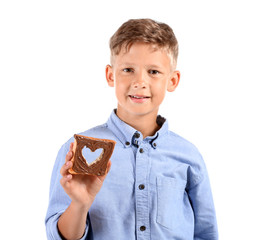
top-left (60, 142), bottom-right (111, 210)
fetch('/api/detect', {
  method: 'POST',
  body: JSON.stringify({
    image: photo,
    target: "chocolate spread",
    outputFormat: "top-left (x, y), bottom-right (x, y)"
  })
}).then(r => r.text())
top-left (72, 134), bottom-right (116, 176)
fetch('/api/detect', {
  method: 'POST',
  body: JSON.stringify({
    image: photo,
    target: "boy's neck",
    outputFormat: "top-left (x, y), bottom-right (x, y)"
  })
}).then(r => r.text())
top-left (116, 109), bottom-right (160, 139)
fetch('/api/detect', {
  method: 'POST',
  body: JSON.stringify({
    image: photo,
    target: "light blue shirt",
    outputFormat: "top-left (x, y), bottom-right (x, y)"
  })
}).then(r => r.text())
top-left (45, 110), bottom-right (218, 240)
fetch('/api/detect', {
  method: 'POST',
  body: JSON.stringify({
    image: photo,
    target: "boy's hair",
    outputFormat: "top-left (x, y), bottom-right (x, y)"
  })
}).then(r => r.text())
top-left (109, 18), bottom-right (178, 70)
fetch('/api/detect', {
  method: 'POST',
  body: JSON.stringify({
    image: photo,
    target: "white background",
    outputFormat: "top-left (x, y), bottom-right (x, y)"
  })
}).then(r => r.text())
top-left (0, 0), bottom-right (267, 239)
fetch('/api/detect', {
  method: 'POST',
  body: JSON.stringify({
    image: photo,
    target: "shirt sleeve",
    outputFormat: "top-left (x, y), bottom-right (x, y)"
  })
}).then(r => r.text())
top-left (46, 211), bottom-right (90, 240)
top-left (45, 141), bottom-right (92, 240)
top-left (187, 160), bottom-right (219, 240)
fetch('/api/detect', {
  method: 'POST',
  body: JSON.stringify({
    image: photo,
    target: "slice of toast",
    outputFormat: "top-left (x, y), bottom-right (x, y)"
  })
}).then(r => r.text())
top-left (68, 134), bottom-right (116, 176)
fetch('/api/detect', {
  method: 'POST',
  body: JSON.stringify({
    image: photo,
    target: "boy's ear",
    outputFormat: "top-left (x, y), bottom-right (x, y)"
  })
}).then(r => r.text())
top-left (106, 65), bottom-right (114, 87)
top-left (167, 70), bottom-right (180, 92)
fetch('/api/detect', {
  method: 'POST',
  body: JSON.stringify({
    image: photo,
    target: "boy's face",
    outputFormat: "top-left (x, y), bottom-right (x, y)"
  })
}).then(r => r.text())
top-left (106, 43), bottom-right (180, 121)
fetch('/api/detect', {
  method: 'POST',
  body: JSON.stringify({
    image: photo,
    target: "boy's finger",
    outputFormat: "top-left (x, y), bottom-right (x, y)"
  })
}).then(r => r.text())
top-left (60, 161), bottom-right (73, 176)
top-left (69, 142), bottom-right (74, 151)
top-left (60, 174), bottom-right (72, 188)
top-left (64, 142), bottom-right (74, 164)
top-left (65, 150), bottom-right (73, 162)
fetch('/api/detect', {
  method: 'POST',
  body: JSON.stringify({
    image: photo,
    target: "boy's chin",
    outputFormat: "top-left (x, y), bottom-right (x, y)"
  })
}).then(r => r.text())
top-left (118, 107), bottom-right (159, 118)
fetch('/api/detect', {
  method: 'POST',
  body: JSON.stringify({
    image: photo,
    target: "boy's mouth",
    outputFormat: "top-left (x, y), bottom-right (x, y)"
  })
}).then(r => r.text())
top-left (128, 95), bottom-right (150, 103)
top-left (129, 95), bottom-right (150, 99)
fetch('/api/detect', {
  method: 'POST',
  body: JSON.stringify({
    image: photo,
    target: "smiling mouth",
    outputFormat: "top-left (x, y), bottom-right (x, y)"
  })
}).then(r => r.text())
top-left (129, 95), bottom-right (150, 99)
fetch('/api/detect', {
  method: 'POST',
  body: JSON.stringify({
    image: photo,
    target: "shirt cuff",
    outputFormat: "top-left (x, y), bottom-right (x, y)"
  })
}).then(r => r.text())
top-left (46, 211), bottom-right (89, 240)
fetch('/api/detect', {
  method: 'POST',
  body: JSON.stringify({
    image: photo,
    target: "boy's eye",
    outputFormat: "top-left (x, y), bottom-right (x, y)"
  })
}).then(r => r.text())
top-left (123, 68), bottom-right (133, 73)
top-left (149, 70), bottom-right (160, 74)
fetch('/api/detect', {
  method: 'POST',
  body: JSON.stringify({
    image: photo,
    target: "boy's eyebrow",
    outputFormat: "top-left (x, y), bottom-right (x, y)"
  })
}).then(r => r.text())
top-left (146, 64), bottom-right (162, 69)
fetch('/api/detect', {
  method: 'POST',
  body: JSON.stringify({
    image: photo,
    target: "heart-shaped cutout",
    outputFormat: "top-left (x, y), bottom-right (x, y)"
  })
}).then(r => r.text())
top-left (82, 146), bottom-right (104, 165)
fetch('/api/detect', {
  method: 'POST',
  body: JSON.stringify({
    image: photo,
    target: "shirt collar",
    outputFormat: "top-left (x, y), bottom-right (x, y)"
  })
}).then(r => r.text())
top-left (106, 109), bottom-right (168, 148)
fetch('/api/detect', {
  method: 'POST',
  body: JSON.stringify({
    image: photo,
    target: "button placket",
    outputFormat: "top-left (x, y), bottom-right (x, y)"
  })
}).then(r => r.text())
top-left (135, 143), bottom-right (150, 239)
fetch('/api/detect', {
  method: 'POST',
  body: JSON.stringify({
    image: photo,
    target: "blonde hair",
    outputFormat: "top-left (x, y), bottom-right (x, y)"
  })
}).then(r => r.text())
top-left (109, 18), bottom-right (178, 69)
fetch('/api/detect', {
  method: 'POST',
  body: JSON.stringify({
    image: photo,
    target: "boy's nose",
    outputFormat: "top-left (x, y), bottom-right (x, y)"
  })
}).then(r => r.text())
top-left (132, 81), bottom-right (146, 89)
top-left (132, 73), bottom-right (148, 89)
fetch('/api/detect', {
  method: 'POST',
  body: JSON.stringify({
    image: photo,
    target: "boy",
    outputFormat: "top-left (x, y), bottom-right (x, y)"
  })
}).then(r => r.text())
top-left (46, 18), bottom-right (218, 240)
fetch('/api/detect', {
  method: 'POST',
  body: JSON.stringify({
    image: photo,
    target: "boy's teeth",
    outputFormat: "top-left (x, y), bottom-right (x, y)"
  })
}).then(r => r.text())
top-left (132, 95), bottom-right (146, 99)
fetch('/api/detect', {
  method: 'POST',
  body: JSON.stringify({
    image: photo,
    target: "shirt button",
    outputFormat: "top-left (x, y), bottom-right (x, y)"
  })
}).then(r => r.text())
top-left (125, 141), bottom-right (130, 146)
top-left (153, 142), bottom-right (157, 147)
top-left (134, 132), bottom-right (140, 138)
top-left (139, 184), bottom-right (145, 190)
top-left (140, 226), bottom-right (146, 231)
top-left (139, 148), bottom-right (144, 153)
